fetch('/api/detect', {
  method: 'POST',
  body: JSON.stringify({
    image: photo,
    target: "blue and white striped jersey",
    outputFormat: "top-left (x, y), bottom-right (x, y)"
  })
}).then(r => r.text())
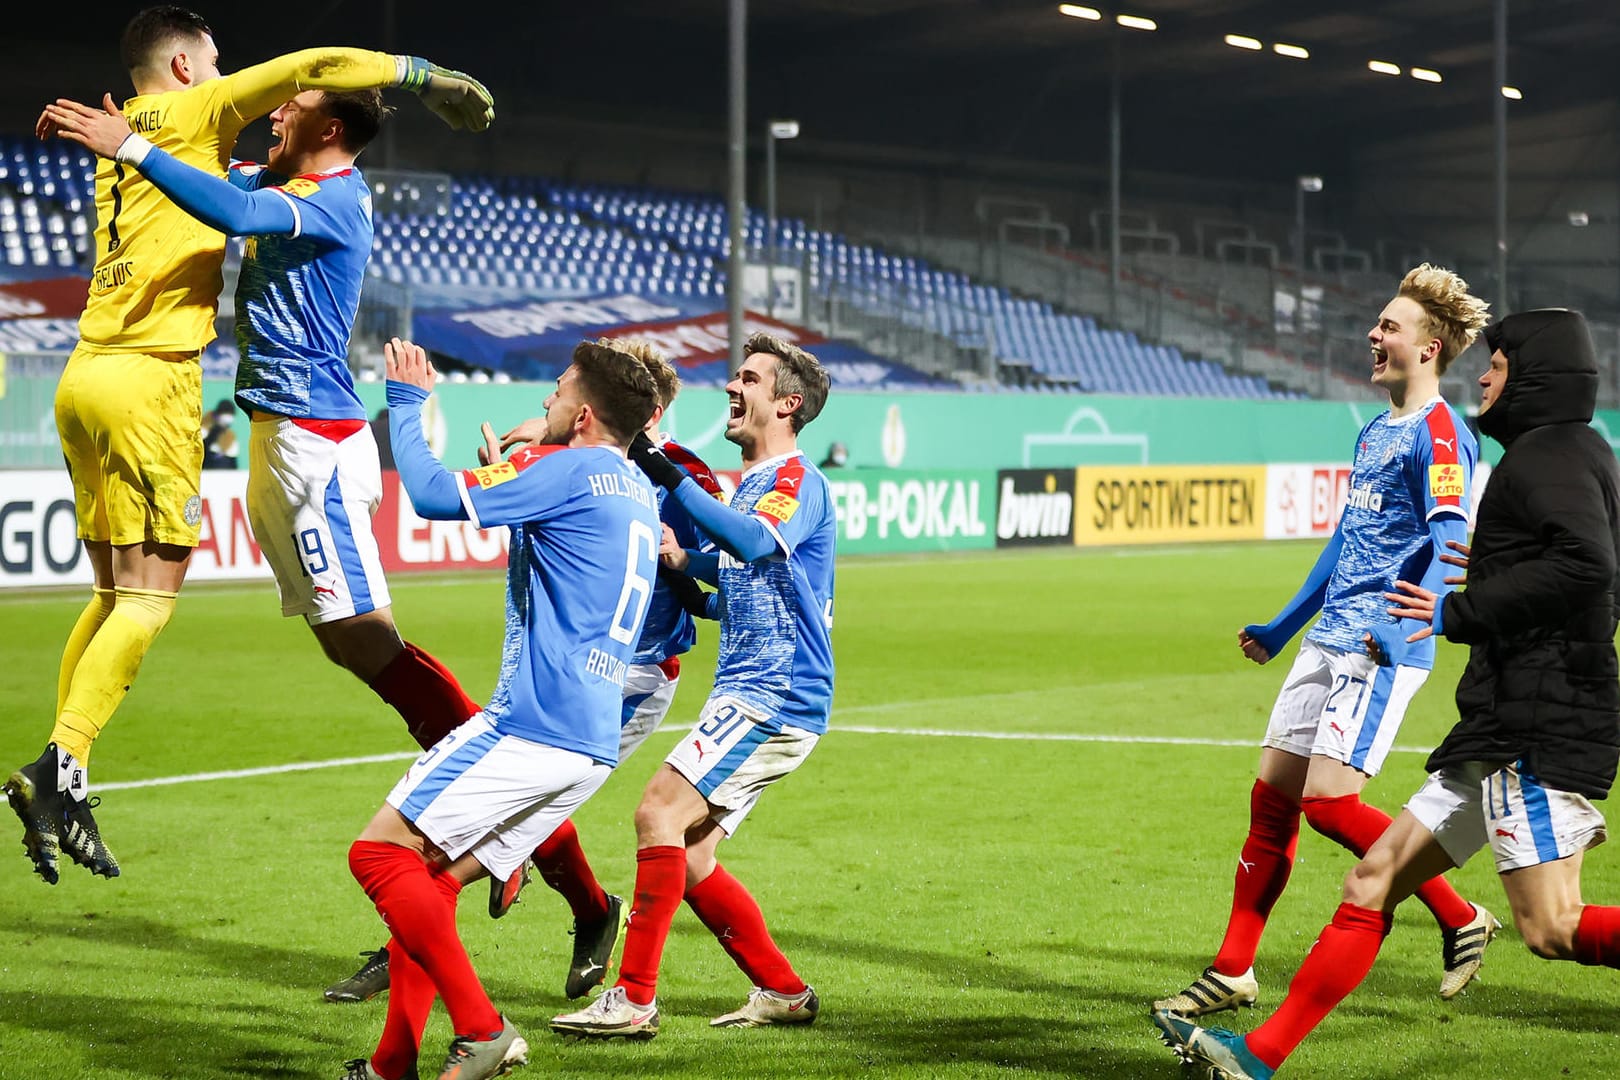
top-left (229, 163), bottom-right (371, 420)
top-left (1307, 398), bottom-right (1476, 668)
top-left (711, 450), bottom-right (837, 733)
top-left (455, 444), bottom-right (661, 765)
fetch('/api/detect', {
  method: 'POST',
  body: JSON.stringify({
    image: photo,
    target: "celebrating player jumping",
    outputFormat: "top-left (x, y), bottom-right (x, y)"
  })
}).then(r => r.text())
top-left (1153, 265), bottom-right (1497, 1021)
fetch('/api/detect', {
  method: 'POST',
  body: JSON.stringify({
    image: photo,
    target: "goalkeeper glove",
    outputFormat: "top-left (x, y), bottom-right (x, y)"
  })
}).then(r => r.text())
top-left (399, 57), bottom-right (495, 132)
top-left (628, 432), bottom-right (687, 491)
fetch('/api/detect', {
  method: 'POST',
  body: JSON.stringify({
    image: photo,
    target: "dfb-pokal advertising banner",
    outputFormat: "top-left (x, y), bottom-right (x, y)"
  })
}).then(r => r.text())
top-left (4, 462), bottom-right (1376, 590)
top-left (826, 469), bottom-right (996, 555)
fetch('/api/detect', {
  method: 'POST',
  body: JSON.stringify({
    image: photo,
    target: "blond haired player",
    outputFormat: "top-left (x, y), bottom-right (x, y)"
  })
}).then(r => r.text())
top-left (3, 4), bottom-right (494, 886)
top-left (1152, 265), bottom-right (1498, 1019)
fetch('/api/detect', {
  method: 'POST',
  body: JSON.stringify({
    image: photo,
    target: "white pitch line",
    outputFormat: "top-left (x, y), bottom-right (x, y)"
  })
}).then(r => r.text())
top-left (93, 726), bottom-right (1435, 792)
top-left (97, 751), bottom-right (420, 791)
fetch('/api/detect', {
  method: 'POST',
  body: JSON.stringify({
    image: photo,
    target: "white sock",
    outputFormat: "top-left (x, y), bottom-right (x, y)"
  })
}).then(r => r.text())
top-left (56, 749), bottom-right (88, 800)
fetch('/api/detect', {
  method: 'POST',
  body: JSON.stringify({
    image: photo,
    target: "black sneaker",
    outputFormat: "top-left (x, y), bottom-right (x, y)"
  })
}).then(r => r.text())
top-left (487, 859), bottom-right (532, 920)
top-left (325, 947), bottom-right (391, 1003)
top-left (3, 746), bottom-right (65, 885)
top-left (565, 894), bottom-right (624, 999)
top-left (59, 794), bottom-right (120, 878)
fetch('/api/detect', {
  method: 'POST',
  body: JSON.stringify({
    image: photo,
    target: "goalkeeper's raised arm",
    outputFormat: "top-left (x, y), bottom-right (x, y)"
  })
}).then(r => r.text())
top-left (218, 48), bottom-right (494, 133)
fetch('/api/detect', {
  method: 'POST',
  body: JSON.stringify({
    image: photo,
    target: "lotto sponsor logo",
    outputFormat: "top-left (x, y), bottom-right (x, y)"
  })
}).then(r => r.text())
top-left (468, 461), bottom-right (517, 489)
top-left (994, 469), bottom-right (1076, 547)
top-left (279, 177), bottom-right (321, 198)
top-left (755, 491), bottom-right (800, 522)
top-left (1075, 466), bottom-right (1265, 546)
top-left (1429, 463), bottom-right (1465, 499)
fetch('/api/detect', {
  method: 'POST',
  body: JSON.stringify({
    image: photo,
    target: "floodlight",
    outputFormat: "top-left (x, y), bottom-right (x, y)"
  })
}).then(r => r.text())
top-left (1058, 4), bottom-right (1101, 20)
top-left (1501, 85), bottom-right (1523, 100)
top-left (1224, 34), bottom-right (1262, 51)
top-left (1116, 13), bottom-right (1157, 31)
top-left (1298, 175), bottom-right (1324, 193)
top-left (1570, 211), bottom-right (1590, 227)
top-left (1367, 60), bottom-right (1401, 76)
top-left (1411, 67), bottom-right (1442, 83)
top-left (1273, 43), bottom-right (1309, 59)
top-left (769, 120), bottom-right (800, 139)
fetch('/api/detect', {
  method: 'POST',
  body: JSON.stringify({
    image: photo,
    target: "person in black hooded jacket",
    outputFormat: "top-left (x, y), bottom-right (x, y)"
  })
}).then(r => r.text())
top-left (1156, 309), bottom-right (1620, 1080)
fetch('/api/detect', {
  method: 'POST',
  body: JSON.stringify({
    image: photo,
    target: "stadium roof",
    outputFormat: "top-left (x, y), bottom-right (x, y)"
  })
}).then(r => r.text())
top-left (6, 2), bottom-right (1616, 184)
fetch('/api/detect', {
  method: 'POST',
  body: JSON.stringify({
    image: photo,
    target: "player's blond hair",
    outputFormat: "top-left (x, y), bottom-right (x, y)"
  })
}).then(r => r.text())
top-left (1396, 264), bottom-right (1491, 374)
top-left (598, 337), bottom-right (680, 408)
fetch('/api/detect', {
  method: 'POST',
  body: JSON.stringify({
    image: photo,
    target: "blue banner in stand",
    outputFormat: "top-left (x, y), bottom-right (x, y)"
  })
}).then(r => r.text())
top-left (410, 290), bottom-right (939, 389)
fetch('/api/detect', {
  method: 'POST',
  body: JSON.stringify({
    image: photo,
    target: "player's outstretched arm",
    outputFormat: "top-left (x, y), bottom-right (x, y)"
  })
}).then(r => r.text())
top-left (48, 95), bottom-right (300, 238)
top-left (386, 338), bottom-right (469, 521)
top-left (1241, 518), bottom-right (1345, 660)
top-left (219, 49), bottom-right (493, 133)
top-left (628, 434), bottom-right (777, 562)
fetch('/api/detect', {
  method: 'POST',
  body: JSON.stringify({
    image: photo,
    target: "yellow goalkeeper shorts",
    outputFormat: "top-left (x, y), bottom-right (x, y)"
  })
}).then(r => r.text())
top-left (55, 343), bottom-right (205, 547)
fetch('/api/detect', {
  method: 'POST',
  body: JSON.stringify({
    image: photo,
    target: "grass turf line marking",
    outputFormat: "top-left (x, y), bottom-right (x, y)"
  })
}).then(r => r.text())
top-left (96, 726), bottom-right (1434, 792)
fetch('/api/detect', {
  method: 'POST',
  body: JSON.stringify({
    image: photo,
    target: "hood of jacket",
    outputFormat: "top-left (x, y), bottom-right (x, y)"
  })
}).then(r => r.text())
top-left (1478, 308), bottom-right (1598, 445)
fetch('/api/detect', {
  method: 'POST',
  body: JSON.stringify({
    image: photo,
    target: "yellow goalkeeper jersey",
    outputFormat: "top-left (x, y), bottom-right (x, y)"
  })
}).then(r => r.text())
top-left (79, 48), bottom-right (399, 353)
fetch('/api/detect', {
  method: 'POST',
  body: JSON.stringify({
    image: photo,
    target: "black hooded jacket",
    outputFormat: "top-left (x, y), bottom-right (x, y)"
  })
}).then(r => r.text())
top-left (1425, 309), bottom-right (1620, 798)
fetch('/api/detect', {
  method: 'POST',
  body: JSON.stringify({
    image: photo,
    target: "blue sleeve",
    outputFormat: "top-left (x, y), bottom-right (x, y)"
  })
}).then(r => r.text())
top-left (456, 448), bottom-right (573, 530)
top-left (138, 147), bottom-right (297, 237)
top-left (386, 381), bottom-right (467, 520)
top-left (1244, 520), bottom-right (1344, 656)
top-left (226, 162), bottom-right (263, 191)
top-left (684, 551), bottom-right (720, 586)
top-left (1409, 406), bottom-right (1476, 522)
top-left (763, 471), bottom-right (830, 554)
top-left (275, 174), bottom-right (366, 247)
top-left (669, 477), bottom-right (780, 562)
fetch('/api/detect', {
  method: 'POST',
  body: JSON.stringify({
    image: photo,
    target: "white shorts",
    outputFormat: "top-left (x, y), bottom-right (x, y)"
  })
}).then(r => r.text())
top-left (1407, 761), bottom-right (1608, 873)
top-left (619, 660), bottom-right (680, 763)
top-left (1262, 639), bottom-right (1427, 777)
top-left (386, 713), bottom-right (612, 881)
top-left (664, 694), bottom-right (819, 837)
top-left (247, 415), bottom-right (391, 625)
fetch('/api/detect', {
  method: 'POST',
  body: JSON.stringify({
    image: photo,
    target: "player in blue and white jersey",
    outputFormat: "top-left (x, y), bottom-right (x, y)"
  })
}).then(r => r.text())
top-left (47, 89), bottom-right (486, 781)
top-left (1155, 265), bottom-right (1499, 1023)
top-left (553, 332), bottom-right (835, 1039)
top-left (470, 340), bottom-right (726, 1001)
top-left (346, 337), bottom-right (660, 1080)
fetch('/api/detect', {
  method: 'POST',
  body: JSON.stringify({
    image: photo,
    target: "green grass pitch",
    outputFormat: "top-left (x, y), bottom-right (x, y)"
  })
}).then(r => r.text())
top-left (1, 542), bottom-right (1618, 1078)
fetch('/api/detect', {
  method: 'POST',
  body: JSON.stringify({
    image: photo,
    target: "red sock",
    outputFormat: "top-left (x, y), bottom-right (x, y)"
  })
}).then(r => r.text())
top-left (1212, 779), bottom-right (1300, 976)
top-left (348, 840), bottom-right (500, 1037)
top-left (372, 935), bottom-right (435, 1080)
top-left (685, 864), bottom-right (805, 995)
top-left (534, 819), bottom-right (611, 924)
top-left (1301, 793), bottom-right (1474, 930)
top-left (368, 642), bottom-right (480, 750)
top-left (1574, 904), bottom-right (1620, 967)
top-left (1246, 902), bottom-right (1392, 1069)
top-left (614, 845), bottom-right (687, 1006)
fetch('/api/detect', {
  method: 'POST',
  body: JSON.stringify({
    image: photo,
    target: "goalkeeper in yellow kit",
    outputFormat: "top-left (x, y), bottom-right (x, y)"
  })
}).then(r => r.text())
top-left (3, 5), bottom-right (494, 886)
